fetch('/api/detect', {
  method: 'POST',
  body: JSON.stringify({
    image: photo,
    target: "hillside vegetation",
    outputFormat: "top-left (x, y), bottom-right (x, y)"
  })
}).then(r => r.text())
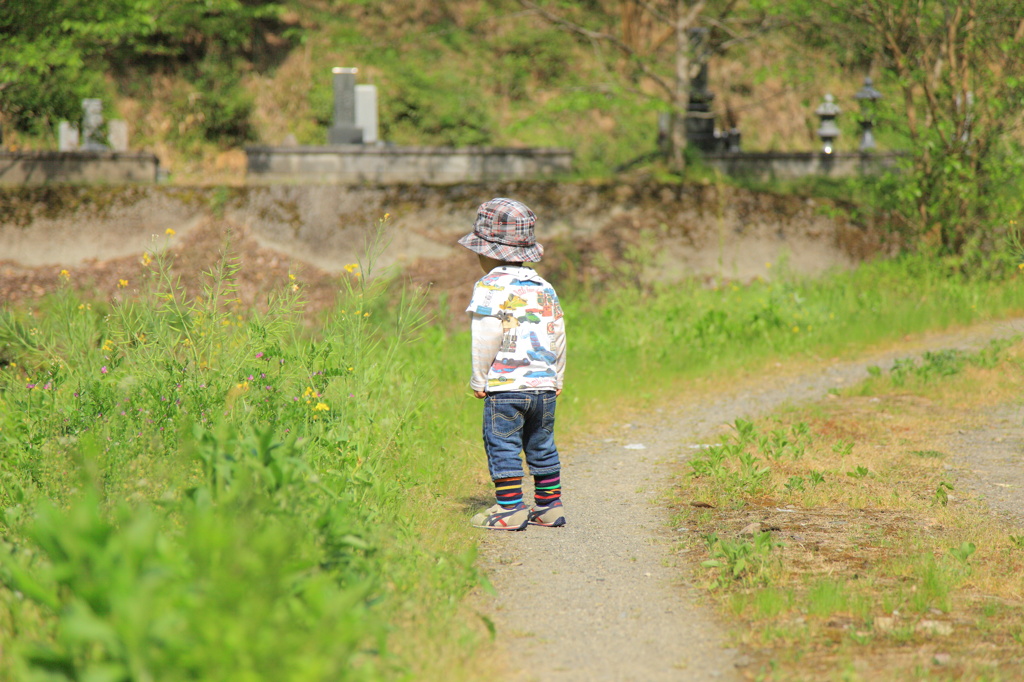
top-left (0, 1), bottom-right (899, 178)
top-left (5, 1), bottom-right (1024, 268)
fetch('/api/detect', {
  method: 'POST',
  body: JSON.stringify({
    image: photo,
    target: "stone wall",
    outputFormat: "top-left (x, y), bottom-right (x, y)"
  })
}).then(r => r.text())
top-left (245, 145), bottom-right (573, 184)
top-left (704, 151), bottom-right (903, 181)
top-left (0, 183), bottom-right (888, 286)
top-left (0, 151), bottom-right (161, 186)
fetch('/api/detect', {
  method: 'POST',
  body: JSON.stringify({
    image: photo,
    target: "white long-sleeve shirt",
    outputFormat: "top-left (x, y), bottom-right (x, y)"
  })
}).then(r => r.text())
top-left (466, 265), bottom-right (566, 393)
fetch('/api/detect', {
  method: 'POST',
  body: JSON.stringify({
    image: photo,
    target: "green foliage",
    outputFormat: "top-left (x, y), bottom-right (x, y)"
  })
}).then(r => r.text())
top-left (845, 465), bottom-right (870, 480)
top-left (934, 481), bottom-right (954, 507)
top-left (948, 542), bottom-right (977, 570)
top-left (758, 422), bottom-right (810, 461)
top-left (3, 215), bottom-right (1024, 678)
top-left (380, 66), bottom-right (494, 147)
top-left (780, 0), bottom-right (1024, 265)
top-left (688, 418), bottom-right (815, 497)
top-left (0, 217), bottom-right (481, 680)
top-left (701, 531), bottom-right (781, 588)
top-left (0, 0), bottom-right (285, 143)
top-left (875, 336), bottom-right (1018, 389)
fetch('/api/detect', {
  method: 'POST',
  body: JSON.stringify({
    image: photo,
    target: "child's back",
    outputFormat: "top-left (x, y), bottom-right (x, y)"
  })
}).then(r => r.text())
top-left (458, 198), bottom-right (567, 531)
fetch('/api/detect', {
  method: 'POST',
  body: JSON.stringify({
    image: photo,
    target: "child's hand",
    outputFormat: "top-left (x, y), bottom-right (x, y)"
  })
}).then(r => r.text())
top-left (474, 390), bottom-right (487, 399)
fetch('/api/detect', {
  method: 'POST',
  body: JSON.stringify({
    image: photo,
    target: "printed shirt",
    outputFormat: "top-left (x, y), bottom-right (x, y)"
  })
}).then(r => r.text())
top-left (466, 265), bottom-right (565, 392)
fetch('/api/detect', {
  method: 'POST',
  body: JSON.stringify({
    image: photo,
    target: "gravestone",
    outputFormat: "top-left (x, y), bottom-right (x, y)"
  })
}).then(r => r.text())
top-left (58, 121), bottom-right (80, 151)
top-left (81, 99), bottom-right (107, 150)
top-left (355, 84), bottom-right (378, 144)
top-left (328, 67), bottom-right (363, 144)
top-left (107, 120), bottom-right (129, 152)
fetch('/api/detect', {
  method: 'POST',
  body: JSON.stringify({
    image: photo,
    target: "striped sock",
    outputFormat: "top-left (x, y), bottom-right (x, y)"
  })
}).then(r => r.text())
top-left (494, 476), bottom-right (524, 508)
top-left (533, 472), bottom-right (561, 507)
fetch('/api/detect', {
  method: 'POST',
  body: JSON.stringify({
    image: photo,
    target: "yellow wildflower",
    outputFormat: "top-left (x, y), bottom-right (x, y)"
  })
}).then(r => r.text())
top-left (344, 263), bottom-right (360, 274)
top-left (102, 340), bottom-right (114, 351)
top-left (289, 273), bottom-right (296, 281)
top-left (59, 269), bottom-right (70, 279)
top-left (141, 252), bottom-right (152, 266)
top-left (313, 402), bottom-right (330, 411)
top-left (165, 228), bottom-right (176, 236)
top-left (118, 279), bottom-right (128, 288)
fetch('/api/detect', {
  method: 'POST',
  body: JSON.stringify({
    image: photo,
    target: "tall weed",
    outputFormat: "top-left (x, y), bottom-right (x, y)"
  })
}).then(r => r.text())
top-left (0, 217), bottom-right (481, 681)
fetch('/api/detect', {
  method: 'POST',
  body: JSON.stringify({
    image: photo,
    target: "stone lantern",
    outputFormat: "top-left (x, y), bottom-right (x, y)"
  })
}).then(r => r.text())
top-left (815, 94), bottom-right (841, 154)
top-left (853, 77), bottom-right (882, 151)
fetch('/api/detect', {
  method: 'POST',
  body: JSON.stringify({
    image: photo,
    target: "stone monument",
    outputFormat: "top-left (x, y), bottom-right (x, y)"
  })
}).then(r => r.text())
top-left (328, 67), bottom-right (363, 144)
top-left (685, 28), bottom-right (717, 153)
top-left (355, 84), bottom-right (379, 145)
top-left (815, 94), bottom-right (841, 154)
top-left (80, 98), bottom-right (108, 151)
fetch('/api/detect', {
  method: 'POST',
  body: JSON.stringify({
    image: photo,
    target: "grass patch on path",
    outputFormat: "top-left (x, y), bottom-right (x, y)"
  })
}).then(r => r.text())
top-left (671, 337), bottom-right (1024, 680)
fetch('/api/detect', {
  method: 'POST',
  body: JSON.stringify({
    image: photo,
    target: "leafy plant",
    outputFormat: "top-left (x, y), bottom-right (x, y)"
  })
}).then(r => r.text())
top-left (701, 531), bottom-right (781, 588)
top-left (948, 542), bottom-right (977, 569)
top-left (784, 476), bottom-right (805, 493)
top-left (831, 439), bottom-right (854, 457)
top-left (846, 466), bottom-right (870, 480)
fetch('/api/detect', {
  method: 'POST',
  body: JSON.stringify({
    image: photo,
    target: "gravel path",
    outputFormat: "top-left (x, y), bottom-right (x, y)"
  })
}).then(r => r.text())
top-left (476, 318), bottom-right (1024, 682)
top-left (948, 403), bottom-right (1024, 526)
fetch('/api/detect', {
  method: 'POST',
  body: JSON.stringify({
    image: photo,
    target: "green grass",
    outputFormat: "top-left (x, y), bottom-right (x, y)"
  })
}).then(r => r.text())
top-left (2, 222), bottom-right (1024, 680)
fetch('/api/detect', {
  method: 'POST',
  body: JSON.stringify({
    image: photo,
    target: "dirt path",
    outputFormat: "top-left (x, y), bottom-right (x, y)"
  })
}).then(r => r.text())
top-left (948, 403), bottom-right (1024, 526)
top-left (476, 318), bottom-right (1024, 682)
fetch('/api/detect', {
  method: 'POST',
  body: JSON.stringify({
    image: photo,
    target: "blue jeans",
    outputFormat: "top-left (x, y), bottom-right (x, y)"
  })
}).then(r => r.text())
top-left (482, 391), bottom-right (561, 480)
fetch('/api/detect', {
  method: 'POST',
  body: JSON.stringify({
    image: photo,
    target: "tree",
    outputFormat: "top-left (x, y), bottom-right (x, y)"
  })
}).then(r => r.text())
top-left (0, 0), bottom-right (286, 142)
top-left (0, 0), bottom-right (110, 133)
top-left (784, 0), bottom-right (1024, 261)
top-left (516, 0), bottom-right (774, 171)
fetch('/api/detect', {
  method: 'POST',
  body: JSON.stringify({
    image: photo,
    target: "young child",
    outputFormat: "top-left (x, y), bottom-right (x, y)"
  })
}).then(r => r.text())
top-left (458, 197), bottom-right (567, 531)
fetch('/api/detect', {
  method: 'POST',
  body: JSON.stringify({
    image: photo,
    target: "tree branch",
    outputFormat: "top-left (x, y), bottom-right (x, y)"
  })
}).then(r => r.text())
top-left (516, 0), bottom-right (676, 99)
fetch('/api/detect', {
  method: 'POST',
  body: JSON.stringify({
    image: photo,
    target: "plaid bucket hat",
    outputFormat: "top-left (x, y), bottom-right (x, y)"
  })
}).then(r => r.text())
top-left (458, 197), bottom-right (544, 263)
